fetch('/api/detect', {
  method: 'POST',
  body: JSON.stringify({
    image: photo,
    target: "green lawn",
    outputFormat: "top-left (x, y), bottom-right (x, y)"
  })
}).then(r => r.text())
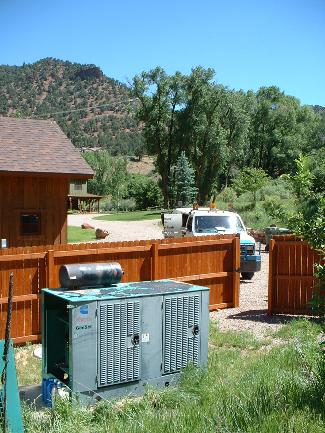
top-left (20, 319), bottom-right (325, 433)
top-left (67, 226), bottom-right (96, 243)
top-left (94, 210), bottom-right (163, 222)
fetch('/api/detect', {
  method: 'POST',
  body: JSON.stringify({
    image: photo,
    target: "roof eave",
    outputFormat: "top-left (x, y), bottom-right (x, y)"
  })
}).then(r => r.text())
top-left (0, 170), bottom-right (94, 179)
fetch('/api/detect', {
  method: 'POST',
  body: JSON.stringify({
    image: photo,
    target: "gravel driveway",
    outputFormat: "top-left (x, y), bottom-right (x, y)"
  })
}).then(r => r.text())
top-left (68, 213), bottom-right (164, 242)
top-left (68, 214), bottom-right (293, 337)
top-left (210, 249), bottom-right (295, 337)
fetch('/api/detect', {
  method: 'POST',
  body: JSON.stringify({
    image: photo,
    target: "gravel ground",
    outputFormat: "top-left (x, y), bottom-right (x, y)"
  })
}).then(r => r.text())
top-left (68, 214), bottom-right (295, 337)
top-left (68, 213), bottom-right (164, 242)
top-left (211, 248), bottom-right (304, 337)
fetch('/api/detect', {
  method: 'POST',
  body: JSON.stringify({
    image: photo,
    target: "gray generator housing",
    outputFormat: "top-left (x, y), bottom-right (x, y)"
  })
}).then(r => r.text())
top-left (42, 280), bottom-right (209, 403)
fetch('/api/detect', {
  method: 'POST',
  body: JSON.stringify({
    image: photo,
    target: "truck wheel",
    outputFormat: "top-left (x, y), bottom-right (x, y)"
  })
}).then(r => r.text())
top-left (241, 272), bottom-right (254, 280)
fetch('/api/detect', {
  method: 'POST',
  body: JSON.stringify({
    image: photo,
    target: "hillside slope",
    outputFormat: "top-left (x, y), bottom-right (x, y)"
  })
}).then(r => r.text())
top-left (0, 58), bottom-right (143, 154)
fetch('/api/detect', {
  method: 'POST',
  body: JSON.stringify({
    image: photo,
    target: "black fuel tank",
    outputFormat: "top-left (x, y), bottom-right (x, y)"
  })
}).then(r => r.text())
top-left (59, 262), bottom-right (124, 289)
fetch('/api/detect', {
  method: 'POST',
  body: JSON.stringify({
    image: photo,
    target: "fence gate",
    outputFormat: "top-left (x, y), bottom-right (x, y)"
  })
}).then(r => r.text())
top-left (268, 235), bottom-right (321, 315)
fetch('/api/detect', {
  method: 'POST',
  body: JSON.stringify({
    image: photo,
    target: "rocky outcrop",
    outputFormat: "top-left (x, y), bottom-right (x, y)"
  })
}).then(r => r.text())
top-left (75, 67), bottom-right (103, 80)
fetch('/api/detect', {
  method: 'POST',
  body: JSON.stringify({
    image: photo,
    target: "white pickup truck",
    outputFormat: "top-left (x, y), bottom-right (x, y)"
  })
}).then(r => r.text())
top-left (162, 207), bottom-right (261, 280)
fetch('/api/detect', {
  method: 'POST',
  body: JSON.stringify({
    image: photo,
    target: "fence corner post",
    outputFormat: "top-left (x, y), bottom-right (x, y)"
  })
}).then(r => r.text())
top-left (151, 243), bottom-right (159, 280)
top-left (47, 249), bottom-right (55, 288)
top-left (268, 239), bottom-right (274, 315)
top-left (233, 236), bottom-right (240, 307)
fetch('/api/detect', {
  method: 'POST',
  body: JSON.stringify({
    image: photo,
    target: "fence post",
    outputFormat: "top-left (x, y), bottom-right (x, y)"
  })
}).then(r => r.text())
top-left (268, 239), bottom-right (274, 314)
top-left (233, 236), bottom-right (240, 307)
top-left (151, 243), bottom-right (159, 280)
top-left (47, 249), bottom-right (55, 288)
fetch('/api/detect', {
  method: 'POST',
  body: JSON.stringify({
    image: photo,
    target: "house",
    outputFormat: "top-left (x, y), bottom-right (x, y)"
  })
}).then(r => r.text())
top-left (0, 117), bottom-right (93, 247)
top-left (68, 179), bottom-right (102, 213)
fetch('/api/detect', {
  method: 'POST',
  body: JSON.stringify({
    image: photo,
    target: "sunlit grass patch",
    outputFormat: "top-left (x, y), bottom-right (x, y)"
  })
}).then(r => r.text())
top-left (94, 210), bottom-right (162, 221)
top-left (67, 226), bottom-right (96, 243)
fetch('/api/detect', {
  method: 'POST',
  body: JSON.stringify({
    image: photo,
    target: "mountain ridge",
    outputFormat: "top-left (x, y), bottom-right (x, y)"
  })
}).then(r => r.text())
top-left (1, 58), bottom-right (323, 156)
top-left (0, 57), bottom-right (143, 155)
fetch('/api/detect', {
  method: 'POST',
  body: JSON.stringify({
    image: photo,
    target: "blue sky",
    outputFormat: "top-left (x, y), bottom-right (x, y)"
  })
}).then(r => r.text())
top-left (1, 0), bottom-right (324, 105)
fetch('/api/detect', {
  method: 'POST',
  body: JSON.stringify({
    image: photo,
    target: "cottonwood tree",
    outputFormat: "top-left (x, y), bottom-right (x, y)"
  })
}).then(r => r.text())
top-left (217, 90), bottom-right (251, 188)
top-left (133, 67), bottom-right (185, 206)
top-left (247, 86), bottom-right (319, 176)
top-left (180, 68), bottom-right (249, 202)
top-left (179, 68), bottom-right (226, 202)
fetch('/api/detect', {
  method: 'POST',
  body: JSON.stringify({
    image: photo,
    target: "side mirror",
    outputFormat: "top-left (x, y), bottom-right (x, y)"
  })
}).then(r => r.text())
top-left (181, 229), bottom-right (187, 236)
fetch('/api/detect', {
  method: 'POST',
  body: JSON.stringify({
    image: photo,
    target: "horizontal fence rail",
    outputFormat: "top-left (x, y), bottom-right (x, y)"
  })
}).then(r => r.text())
top-left (0, 235), bottom-right (240, 344)
top-left (268, 235), bottom-right (322, 315)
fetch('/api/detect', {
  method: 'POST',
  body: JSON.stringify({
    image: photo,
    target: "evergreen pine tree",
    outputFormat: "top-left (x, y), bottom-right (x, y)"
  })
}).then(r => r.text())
top-left (172, 151), bottom-right (198, 206)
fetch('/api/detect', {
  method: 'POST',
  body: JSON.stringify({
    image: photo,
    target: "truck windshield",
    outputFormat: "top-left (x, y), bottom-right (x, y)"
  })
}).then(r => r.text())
top-left (194, 215), bottom-right (244, 233)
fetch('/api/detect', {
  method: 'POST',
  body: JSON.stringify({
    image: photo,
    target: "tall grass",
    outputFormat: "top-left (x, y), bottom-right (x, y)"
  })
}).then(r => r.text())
top-left (21, 320), bottom-right (325, 433)
top-left (67, 226), bottom-right (96, 243)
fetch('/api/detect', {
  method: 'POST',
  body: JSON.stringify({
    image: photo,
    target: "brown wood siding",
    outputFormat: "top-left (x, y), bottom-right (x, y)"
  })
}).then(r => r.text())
top-left (0, 235), bottom-right (240, 344)
top-left (0, 175), bottom-right (68, 247)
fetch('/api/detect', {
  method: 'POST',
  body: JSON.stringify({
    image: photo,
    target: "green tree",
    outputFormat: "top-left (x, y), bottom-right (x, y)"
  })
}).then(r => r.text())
top-left (133, 134), bottom-right (146, 161)
top-left (247, 86), bottom-right (319, 176)
top-left (83, 150), bottom-right (112, 195)
top-left (217, 90), bottom-right (251, 188)
top-left (108, 157), bottom-right (128, 210)
top-left (83, 151), bottom-right (129, 209)
top-left (171, 151), bottom-right (198, 206)
top-left (233, 167), bottom-right (269, 206)
top-left (179, 68), bottom-right (250, 201)
top-left (179, 68), bottom-right (225, 202)
top-left (285, 155), bottom-right (325, 314)
top-left (133, 67), bottom-right (185, 206)
top-left (127, 174), bottom-right (163, 210)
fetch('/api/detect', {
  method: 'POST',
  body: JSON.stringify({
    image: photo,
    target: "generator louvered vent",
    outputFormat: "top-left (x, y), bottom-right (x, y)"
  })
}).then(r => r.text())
top-left (98, 301), bottom-right (140, 387)
top-left (163, 295), bottom-right (200, 374)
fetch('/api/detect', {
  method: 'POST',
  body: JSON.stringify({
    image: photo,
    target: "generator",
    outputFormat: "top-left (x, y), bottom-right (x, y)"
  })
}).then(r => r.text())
top-left (42, 263), bottom-right (209, 405)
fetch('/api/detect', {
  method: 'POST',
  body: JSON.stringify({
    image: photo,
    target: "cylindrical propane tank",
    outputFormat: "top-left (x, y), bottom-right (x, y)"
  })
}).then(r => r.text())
top-left (59, 262), bottom-right (123, 289)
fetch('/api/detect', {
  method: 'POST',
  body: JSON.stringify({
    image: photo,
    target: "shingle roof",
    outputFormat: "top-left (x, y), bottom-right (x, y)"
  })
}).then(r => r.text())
top-left (0, 117), bottom-right (93, 177)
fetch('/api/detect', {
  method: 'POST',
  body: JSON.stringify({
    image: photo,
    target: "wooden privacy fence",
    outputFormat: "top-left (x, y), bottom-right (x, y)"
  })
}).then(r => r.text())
top-left (268, 235), bottom-right (322, 315)
top-left (0, 234), bottom-right (240, 344)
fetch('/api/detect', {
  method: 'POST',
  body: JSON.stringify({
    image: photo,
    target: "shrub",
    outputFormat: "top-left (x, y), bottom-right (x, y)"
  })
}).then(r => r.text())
top-left (259, 177), bottom-right (292, 201)
top-left (217, 187), bottom-right (237, 204)
top-left (127, 174), bottom-right (163, 210)
top-left (118, 198), bottom-right (137, 212)
top-left (100, 198), bottom-right (114, 212)
top-left (233, 168), bottom-right (269, 206)
top-left (100, 197), bottom-right (136, 212)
